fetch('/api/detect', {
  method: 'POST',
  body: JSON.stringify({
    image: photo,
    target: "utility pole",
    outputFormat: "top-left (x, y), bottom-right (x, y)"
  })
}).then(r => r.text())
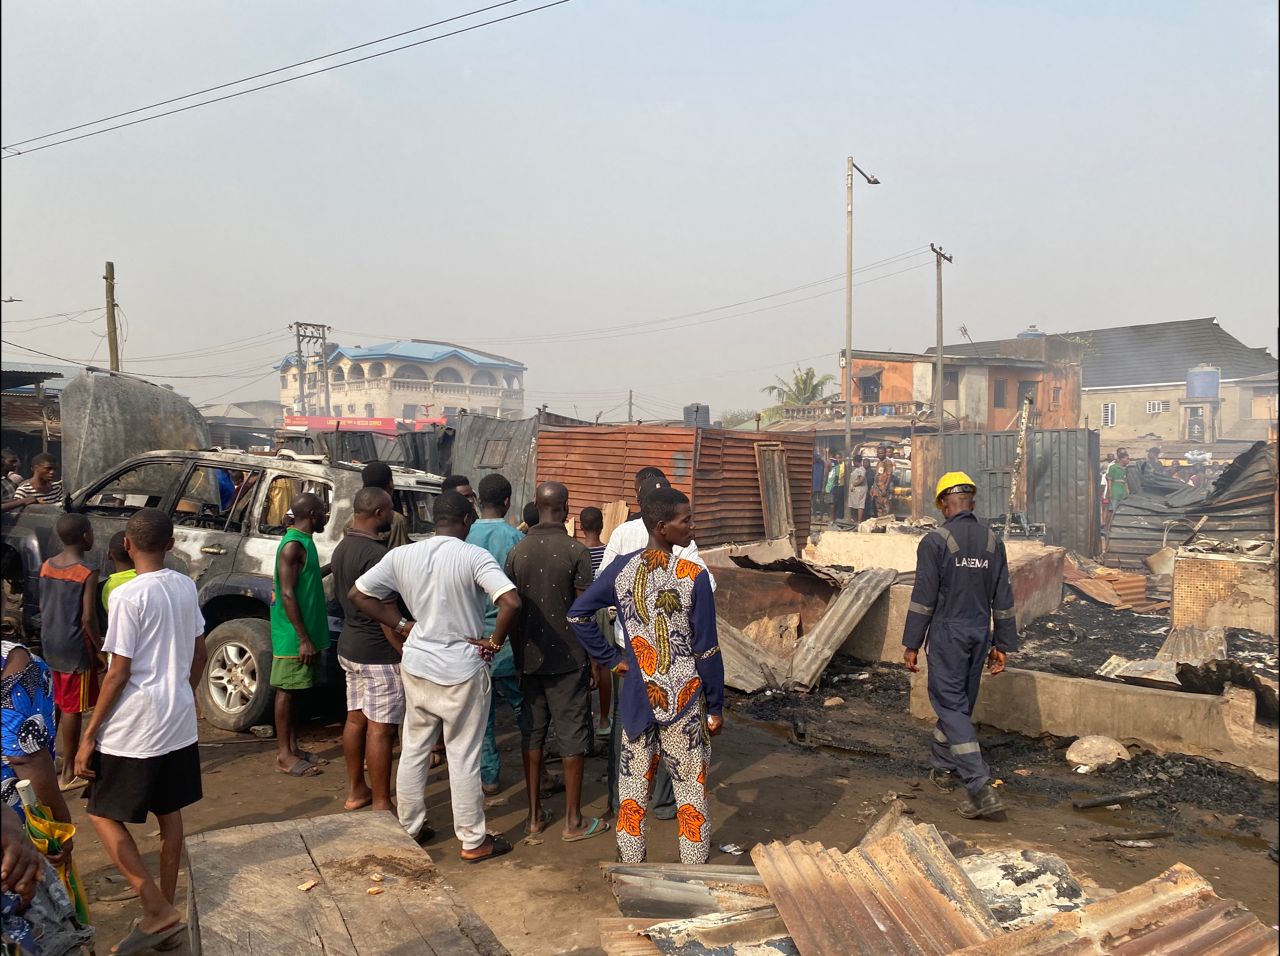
top-left (292, 323), bottom-right (332, 416)
top-left (628, 389), bottom-right (633, 422)
top-left (293, 324), bottom-right (306, 414)
top-left (104, 261), bottom-right (120, 371)
top-left (843, 157), bottom-right (880, 520)
top-left (930, 244), bottom-right (953, 439)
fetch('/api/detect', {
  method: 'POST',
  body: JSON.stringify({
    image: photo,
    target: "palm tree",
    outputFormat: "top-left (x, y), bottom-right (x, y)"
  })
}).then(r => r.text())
top-left (762, 367), bottom-right (834, 407)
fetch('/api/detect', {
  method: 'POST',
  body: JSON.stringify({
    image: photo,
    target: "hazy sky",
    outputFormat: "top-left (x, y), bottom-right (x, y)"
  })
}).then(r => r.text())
top-left (3, 1), bottom-right (1277, 421)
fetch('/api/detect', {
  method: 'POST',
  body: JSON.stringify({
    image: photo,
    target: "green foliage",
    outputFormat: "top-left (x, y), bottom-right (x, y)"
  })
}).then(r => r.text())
top-left (761, 367), bottom-right (834, 407)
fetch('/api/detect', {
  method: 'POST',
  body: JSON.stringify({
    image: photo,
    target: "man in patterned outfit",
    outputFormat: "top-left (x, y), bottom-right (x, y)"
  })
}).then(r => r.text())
top-left (569, 487), bottom-right (724, 864)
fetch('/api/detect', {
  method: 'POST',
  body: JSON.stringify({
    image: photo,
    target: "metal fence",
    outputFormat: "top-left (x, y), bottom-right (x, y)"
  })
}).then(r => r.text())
top-left (913, 428), bottom-right (1100, 555)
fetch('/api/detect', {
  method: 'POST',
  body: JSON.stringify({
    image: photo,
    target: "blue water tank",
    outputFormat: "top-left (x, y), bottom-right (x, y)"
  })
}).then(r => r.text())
top-left (1016, 324), bottom-right (1046, 339)
top-left (1186, 365), bottom-right (1220, 399)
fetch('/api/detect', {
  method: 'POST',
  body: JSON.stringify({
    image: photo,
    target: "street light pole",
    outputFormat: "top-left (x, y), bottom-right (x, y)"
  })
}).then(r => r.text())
top-left (930, 243), bottom-right (953, 439)
top-left (843, 156), bottom-right (880, 520)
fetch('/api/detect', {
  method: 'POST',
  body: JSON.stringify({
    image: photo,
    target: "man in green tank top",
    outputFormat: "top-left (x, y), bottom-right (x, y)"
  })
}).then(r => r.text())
top-left (271, 493), bottom-right (331, 777)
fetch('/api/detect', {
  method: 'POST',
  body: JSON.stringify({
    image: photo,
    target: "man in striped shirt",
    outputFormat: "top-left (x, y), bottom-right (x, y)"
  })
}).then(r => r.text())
top-left (13, 453), bottom-right (63, 505)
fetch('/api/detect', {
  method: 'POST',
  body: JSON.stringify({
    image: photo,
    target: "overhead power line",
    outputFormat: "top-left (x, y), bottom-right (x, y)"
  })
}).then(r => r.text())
top-left (1, 339), bottom-right (277, 380)
top-left (1, 0), bottom-right (574, 157)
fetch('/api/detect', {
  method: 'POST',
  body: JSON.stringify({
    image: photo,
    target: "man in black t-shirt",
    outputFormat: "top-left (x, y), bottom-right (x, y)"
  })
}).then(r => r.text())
top-left (332, 487), bottom-right (404, 813)
top-left (504, 481), bottom-right (608, 843)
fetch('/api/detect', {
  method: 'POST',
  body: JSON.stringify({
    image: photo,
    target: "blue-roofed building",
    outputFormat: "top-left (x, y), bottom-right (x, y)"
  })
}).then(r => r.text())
top-left (278, 339), bottom-right (526, 420)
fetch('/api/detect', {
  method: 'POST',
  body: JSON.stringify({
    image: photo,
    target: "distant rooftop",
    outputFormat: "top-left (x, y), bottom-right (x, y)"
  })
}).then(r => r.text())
top-left (1, 361), bottom-right (79, 394)
top-left (279, 339), bottom-right (525, 372)
top-left (933, 318), bottom-right (1275, 389)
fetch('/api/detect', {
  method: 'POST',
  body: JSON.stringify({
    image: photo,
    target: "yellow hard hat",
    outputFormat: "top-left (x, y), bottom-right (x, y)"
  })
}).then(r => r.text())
top-left (935, 471), bottom-right (977, 505)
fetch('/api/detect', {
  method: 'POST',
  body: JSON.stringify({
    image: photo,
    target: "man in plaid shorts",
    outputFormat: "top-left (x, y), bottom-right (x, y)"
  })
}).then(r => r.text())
top-left (332, 487), bottom-right (406, 812)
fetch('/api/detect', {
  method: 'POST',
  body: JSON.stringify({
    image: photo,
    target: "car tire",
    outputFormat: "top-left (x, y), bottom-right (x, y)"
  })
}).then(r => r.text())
top-left (200, 618), bottom-right (274, 732)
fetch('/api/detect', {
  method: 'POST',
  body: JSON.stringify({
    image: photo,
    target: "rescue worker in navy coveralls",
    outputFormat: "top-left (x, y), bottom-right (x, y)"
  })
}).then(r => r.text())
top-left (902, 471), bottom-right (1016, 820)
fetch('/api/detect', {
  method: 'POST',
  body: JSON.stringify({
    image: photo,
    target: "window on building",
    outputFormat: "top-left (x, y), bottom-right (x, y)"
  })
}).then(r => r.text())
top-left (994, 379), bottom-right (1009, 409)
top-left (1146, 400), bottom-right (1171, 414)
top-left (1101, 402), bottom-right (1117, 428)
top-left (306, 373), bottom-right (317, 389)
top-left (347, 404), bottom-right (356, 414)
top-left (479, 439), bottom-right (510, 468)
top-left (364, 403), bottom-right (376, 417)
top-left (1050, 386), bottom-right (1062, 409)
top-left (942, 369), bottom-right (959, 401)
top-left (280, 375), bottom-right (288, 390)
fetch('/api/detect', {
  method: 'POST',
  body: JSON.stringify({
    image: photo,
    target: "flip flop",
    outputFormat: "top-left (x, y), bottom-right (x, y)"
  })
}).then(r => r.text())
top-left (297, 750), bottom-right (329, 766)
top-left (111, 918), bottom-right (186, 956)
top-left (524, 806), bottom-right (553, 835)
top-left (562, 817), bottom-right (610, 843)
top-left (276, 759), bottom-right (322, 777)
top-left (462, 835), bottom-right (513, 864)
top-left (58, 776), bottom-right (89, 793)
top-left (594, 720), bottom-right (613, 739)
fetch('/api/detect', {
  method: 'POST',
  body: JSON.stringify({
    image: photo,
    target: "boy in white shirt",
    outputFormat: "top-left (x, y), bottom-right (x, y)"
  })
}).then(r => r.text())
top-left (76, 508), bottom-right (208, 954)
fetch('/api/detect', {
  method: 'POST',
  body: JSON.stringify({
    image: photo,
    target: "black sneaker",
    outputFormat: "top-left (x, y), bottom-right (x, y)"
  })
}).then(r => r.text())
top-left (929, 769), bottom-right (958, 793)
top-left (957, 784), bottom-right (1005, 820)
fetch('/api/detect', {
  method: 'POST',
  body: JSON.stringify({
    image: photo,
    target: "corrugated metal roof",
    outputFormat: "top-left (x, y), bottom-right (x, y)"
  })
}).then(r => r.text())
top-left (951, 862), bottom-right (1278, 955)
top-left (1105, 441), bottom-right (1277, 568)
top-left (694, 430), bottom-right (815, 548)
top-left (751, 825), bottom-right (1001, 955)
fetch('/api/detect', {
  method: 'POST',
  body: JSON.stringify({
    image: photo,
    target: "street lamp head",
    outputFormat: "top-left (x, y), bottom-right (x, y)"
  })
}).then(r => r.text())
top-left (866, 175), bottom-right (880, 185)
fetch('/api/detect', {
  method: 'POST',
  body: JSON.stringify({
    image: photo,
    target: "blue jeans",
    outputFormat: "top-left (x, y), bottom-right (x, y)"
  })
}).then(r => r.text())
top-left (481, 645), bottom-right (528, 787)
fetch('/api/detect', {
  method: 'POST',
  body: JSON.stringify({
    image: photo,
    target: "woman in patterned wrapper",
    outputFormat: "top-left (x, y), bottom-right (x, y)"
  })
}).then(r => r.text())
top-left (567, 486), bottom-right (725, 864)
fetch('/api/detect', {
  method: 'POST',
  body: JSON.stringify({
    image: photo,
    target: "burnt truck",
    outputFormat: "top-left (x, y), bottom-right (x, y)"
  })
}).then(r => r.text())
top-left (3, 449), bottom-right (441, 733)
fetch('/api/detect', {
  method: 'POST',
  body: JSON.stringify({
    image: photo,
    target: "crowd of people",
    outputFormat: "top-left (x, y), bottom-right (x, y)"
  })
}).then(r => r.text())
top-left (814, 445), bottom-right (899, 524)
top-left (1, 452), bottom-right (726, 954)
top-left (1100, 444), bottom-right (1224, 524)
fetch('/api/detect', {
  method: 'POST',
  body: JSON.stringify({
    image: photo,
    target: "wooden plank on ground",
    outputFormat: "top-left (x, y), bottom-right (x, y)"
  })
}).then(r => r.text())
top-left (187, 812), bottom-right (508, 956)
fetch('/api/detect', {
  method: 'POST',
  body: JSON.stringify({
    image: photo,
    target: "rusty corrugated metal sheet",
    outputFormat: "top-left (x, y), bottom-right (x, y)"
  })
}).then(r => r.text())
top-left (951, 862), bottom-right (1278, 955)
top-left (534, 425), bottom-right (815, 548)
top-left (449, 414), bottom-right (540, 520)
top-left (751, 824), bottom-right (1000, 956)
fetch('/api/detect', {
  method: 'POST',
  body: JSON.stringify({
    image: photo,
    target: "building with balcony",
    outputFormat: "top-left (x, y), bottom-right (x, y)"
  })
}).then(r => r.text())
top-left (279, 339), bottom-right (526, 421)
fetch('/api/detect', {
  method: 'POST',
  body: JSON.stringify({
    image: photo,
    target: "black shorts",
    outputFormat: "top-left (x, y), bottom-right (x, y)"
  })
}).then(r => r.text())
top-left (520, 669), bottom-right (591, 757)
top-left (86, 742), bottom-right (203, 825)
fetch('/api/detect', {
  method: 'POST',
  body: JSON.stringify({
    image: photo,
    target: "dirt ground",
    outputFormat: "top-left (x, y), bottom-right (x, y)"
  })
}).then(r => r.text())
top-left (67, 672), bottom-right (1279, 956)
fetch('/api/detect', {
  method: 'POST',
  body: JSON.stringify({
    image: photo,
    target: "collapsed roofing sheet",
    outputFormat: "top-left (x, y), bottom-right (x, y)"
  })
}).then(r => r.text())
top-left (751, 824), bottom-right (1001, 956)
top-left (950, 862), bottom-right (1278, 955)
top-left (1105, 441), bottom-right (1277, 569)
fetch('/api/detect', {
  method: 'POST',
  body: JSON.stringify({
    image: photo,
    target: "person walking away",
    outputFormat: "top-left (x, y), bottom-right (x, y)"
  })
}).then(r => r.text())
top-left (75, 508), bottom-right (207, 954)
top-left (600, 469), bottom-right (713, 821)
top-left (13, 454), bottom-right (63, 506)
top-left (38, 514), bottom-right (102, 792)
top-left (270, 493), bottom-right (331, 778)
top-left (1105, 449), bottom-right (1130, 524)
top-left (467, 474), bottom-right (528, 797)
top-left (505, 482), bottom-right (608, 842)
top-left (101, 532), bottom-right (137, 614)
top-left (580, 507), bottom-right (613, 738)
top-left (343, 462), bottom-right (410, 550)
top-left (350, 491), bottom-right (518, 863)
top-left (848, 458), bottom-right (868, 526)
top-left (901, 472), bottom-right (1015, 821)
top-left (569, 487), bottom-right (724, 863)
top-left (332, 487), bottom-right (404, 812)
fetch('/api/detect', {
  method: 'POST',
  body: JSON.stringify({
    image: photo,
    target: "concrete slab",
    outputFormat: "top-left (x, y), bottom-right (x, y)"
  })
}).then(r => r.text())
top-left (833, 540), bottom-right (1065, 663)
top-left (909, 666), bottom-right (1279, 782)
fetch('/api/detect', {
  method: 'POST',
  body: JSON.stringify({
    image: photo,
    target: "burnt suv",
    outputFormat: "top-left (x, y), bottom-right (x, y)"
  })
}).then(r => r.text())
top-left (2, 450), bottom-right (441, 731)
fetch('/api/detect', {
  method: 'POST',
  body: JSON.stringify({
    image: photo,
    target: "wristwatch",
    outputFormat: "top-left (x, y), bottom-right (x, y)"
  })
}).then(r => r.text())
top-left (395, 618), bottom-right (411, 636)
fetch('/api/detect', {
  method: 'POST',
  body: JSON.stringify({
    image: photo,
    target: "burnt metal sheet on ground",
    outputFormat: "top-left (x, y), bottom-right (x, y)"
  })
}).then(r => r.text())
top-left (949, 862), bottom-right (1278, 955)
top-left (752, 824), bottom-right (1000, 956)
top-left (784, 567), bottom-right (897, 691)
top-left (727, 555), bottom-right (855, 588)
top-left (599, 862), bottom-right (771, 920)
top-left (1105, 441), bottom-right (1277, 570)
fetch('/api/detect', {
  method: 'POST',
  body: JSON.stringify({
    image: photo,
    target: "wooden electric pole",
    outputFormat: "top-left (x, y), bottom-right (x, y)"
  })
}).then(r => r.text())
top-left (843, 157), bottom-right (880, 520)
top-left (104, 261), bottom-right (120, 371)
top-left (930, 244), bottom-right (953, 438)
top-left (628, 389), bottom-right (633, 422)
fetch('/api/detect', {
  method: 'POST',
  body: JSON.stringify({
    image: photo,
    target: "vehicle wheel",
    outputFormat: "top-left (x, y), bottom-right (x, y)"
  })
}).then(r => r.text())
top-left (200, 618), bottom-right (273, 732)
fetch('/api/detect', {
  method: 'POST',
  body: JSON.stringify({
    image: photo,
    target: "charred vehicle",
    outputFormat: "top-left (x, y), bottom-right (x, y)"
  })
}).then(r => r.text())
top-left (3, 449), bottom-right (441, 731)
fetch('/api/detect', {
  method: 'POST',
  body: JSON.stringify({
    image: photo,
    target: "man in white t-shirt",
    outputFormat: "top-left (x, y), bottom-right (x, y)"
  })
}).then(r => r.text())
top-left (351, 491), bottom-right (520, 864)
top-left (599, 468), bottom-right (715, 594)
top-left (75, 508), bottom-right (207, 954)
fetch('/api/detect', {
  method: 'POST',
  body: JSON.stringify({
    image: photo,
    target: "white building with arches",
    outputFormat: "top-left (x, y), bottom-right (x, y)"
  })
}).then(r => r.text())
top-left (279, 339), bottom-right (525, 420)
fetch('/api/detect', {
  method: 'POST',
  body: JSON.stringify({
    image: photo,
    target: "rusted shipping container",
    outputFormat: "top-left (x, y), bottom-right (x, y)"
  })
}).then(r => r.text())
top-left (535, 425), bottom-right (815, 548)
